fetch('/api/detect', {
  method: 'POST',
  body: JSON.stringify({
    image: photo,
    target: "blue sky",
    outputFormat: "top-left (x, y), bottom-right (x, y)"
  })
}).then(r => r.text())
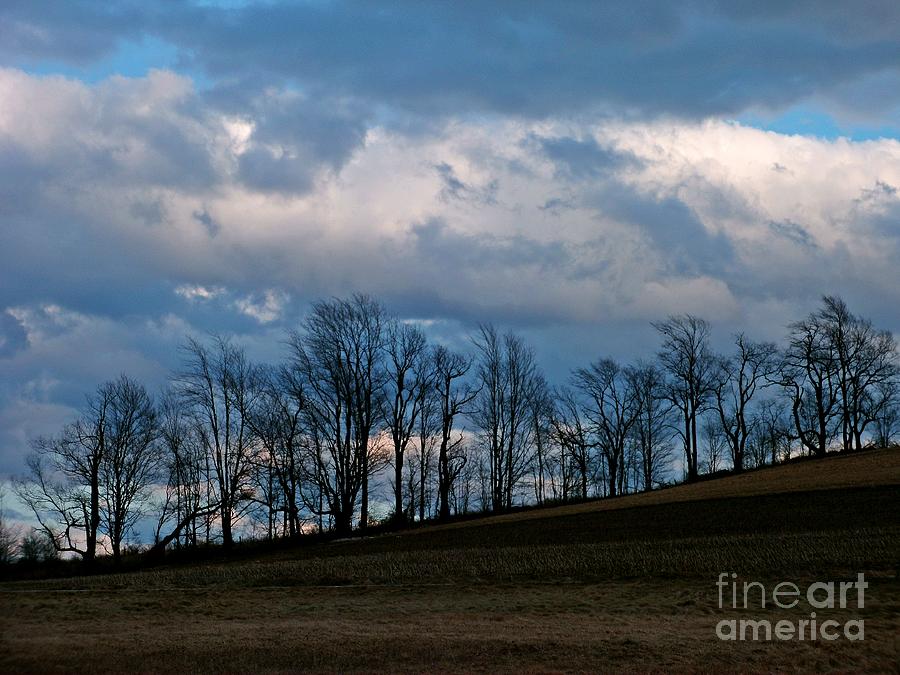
top-left (738, 106), bottom-right (900, 142)
top-left (21, 37), bottom-right (180, 81)
top-left (1, 0), bottom-right (900, 483)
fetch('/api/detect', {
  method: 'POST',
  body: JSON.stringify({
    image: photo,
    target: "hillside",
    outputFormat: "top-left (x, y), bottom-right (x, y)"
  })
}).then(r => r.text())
top-left (8, 448), bottom-right (900, 588)
top-left (428, 446), bottom-right (900, 527)
top-left (1, 449), bottom-right (898, 674)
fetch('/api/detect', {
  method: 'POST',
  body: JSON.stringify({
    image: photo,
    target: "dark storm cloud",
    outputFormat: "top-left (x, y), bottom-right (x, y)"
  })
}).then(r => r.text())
top-left (152, 2), bottom-right (900, 119)
top-left (851, 181), bottom-right (900, 244)
top-left (534, 135), bottom-right (642, 179)
top-left (237, 147), bottom-right (317, 195)
top-left (539, 197), bottom-right (576, 215)
top-left (225, 88), bottom-right (369, 194)
top-left (0, 1), bottom-right (142, 65)
top-left (130, 198), bottom-right (167, 227)
top-left (583, 180), bottom-right (736, 278)
top-left (4, 1), bottom-right (900, 121)
top-left (0, 138), bottom-right (56, 214)
top-left (769, 220), bottom-right (817, 249)
top-left (0, 312), bottom-right (28, 358)
top-left (192, 208), bottom-right (219, 237)
top-left (433, 163), bottom-right (498, 205)
top-left (411, 218), bottom-right (568, 273)
top-left (856, 180), bottom-right (898, 203)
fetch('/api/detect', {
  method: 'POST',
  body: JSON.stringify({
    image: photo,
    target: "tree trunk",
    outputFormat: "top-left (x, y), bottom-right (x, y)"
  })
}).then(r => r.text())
top-left (334, 509), bottom-right (352, 537)
top-left (438, 440), bottom-right (451, 521)
top-left (393, 448), bottom-right (405, 524)
top-left (221, 504), bottom-right (233, 548)
top-left (607, 454), bottom-right (618, 497)
top-left (439, 481), bottom-right (451, 521)
top-left (111, 528), bottom-right (121, 564)
top-left (86, 469), bottom-right (101, 565)
top-left (689, 409), bottom-right (699, 481)
top-left (419, 459), bottom-right (426, 522)
top-left (360, 439), bottom-right (369, 530)
top-left (580, 461), bottom-right (588, 500)
top-left (146, 507), bottom-right (216, 562)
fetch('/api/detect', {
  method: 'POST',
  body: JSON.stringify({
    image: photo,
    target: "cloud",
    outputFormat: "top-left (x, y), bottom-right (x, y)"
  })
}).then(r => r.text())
top-left (192, 208), bottom-right (220, 237)
top-left (3, 69), bottom-right (900, 331)
top-left (0, 311), bottom-right (28, 359)
top-left (4, 2), bottom-right (900, 126)
top-left (1, 63), bottom-right (900, 476)
top-left (769, 220), bottom-right (816, 248)
top-left (533, 135), bottom-right (641, 179)
top-left (434, 162), bottom-right (499, 205)
top-left (0, 304), bottom-right (180, 474)
top-left (0, 2), bottom-right (142, 66)
top-left (0, 68), bottom-right (219, 189)
top-left (234, 289), bottom-right (289, 324)
top-left (174, 284), bottom-right (225, 302)
top-left (3, 71), bottom-right (900, 320)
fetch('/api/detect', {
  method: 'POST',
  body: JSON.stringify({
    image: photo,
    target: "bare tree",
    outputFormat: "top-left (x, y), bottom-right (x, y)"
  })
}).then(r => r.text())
top-left (17, 377), bottom-right (161, 562)
top-left (155, 392), bottom-right (214, 551)
top-left (383, 320), bottom-right (430, 524)
top-left (551, 387), bottom-right (592, 500)
top-left (16, 446), bottom-right (88, 561)
top-left (653, 315), bottom-right (714, 481)
top-left (818, 297), bottom-right (898, 450)
top-left (749, 399), bottom-right (793, 466)
top-left (536, 395), bottom-right (576, 505)
top-left (0, 486), bottom-right (21, 565)
top-left (628, 362), bottom-right (674, 491)
top-left (433, 345), bottom-right (478, 521)
top-left (411, 381), bottom-right (440, 522)
top-left (18, 531), bottom-right (57, 564)
top-left (528, 376), bottom-right (555, 505)
top-left (288, 295), bottom-right (386, 535)
top-left (99, 376), bottom-right (161, 562)
top-left (871, 381), bottom-right (900, 448)
top-left (819, 296), bottom-right (858, 451)
top-left (452, 441), bottom-right (480, 515)
top-left (713, 335), bottom-right (778, 472)
top-left (16, 382), bottom-right (116, 562)
top-left (855, 371), bottom-right (899, 449)
top-left (472, 325), bottom-right (541, 511)
top-left (780, 313), bottom-right (839, 456)
top-left (780, 297), bottom-right (898, 455)
top-left (573, 359), bottom-right (640, 497)
top-left (241, 365), bottom-right (309, 539)
top-left (701, 421), bottom-right (727, 473)
top-left (175, 336), bottom-right (260, 548)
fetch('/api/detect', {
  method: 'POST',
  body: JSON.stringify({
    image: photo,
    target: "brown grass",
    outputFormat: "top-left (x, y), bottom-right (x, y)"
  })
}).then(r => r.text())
top-left (6, 526), bottom-right (898, 591)
top-left (2, 578), bottom-right (898, 674)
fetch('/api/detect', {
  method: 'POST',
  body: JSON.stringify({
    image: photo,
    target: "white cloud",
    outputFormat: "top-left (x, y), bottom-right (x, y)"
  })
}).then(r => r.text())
top-left (3, 70), bottom-right (899, 332)
top-left (175, 284), bottom-right (226, 301)
top-left (3, 68), bottom-right (900, 329)
top-left (234, 289), bottom-right (289, 324)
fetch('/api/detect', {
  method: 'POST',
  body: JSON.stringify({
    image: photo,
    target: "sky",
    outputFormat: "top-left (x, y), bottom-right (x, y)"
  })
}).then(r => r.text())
top-left (1, 1), bottom-right (900, 480)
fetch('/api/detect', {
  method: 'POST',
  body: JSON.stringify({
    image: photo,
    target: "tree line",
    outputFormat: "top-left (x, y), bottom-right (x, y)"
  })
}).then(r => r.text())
top-left (4, 294), bottom-right (898, 564)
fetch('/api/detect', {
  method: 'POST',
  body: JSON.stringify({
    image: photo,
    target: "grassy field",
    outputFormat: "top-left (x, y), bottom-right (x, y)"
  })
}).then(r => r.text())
top-left (2, 449), bottom-right (899, 673)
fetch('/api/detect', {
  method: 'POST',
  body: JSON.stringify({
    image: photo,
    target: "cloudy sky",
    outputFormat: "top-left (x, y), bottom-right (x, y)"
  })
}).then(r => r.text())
top-left (1, 1), bottom-right (900, 477)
